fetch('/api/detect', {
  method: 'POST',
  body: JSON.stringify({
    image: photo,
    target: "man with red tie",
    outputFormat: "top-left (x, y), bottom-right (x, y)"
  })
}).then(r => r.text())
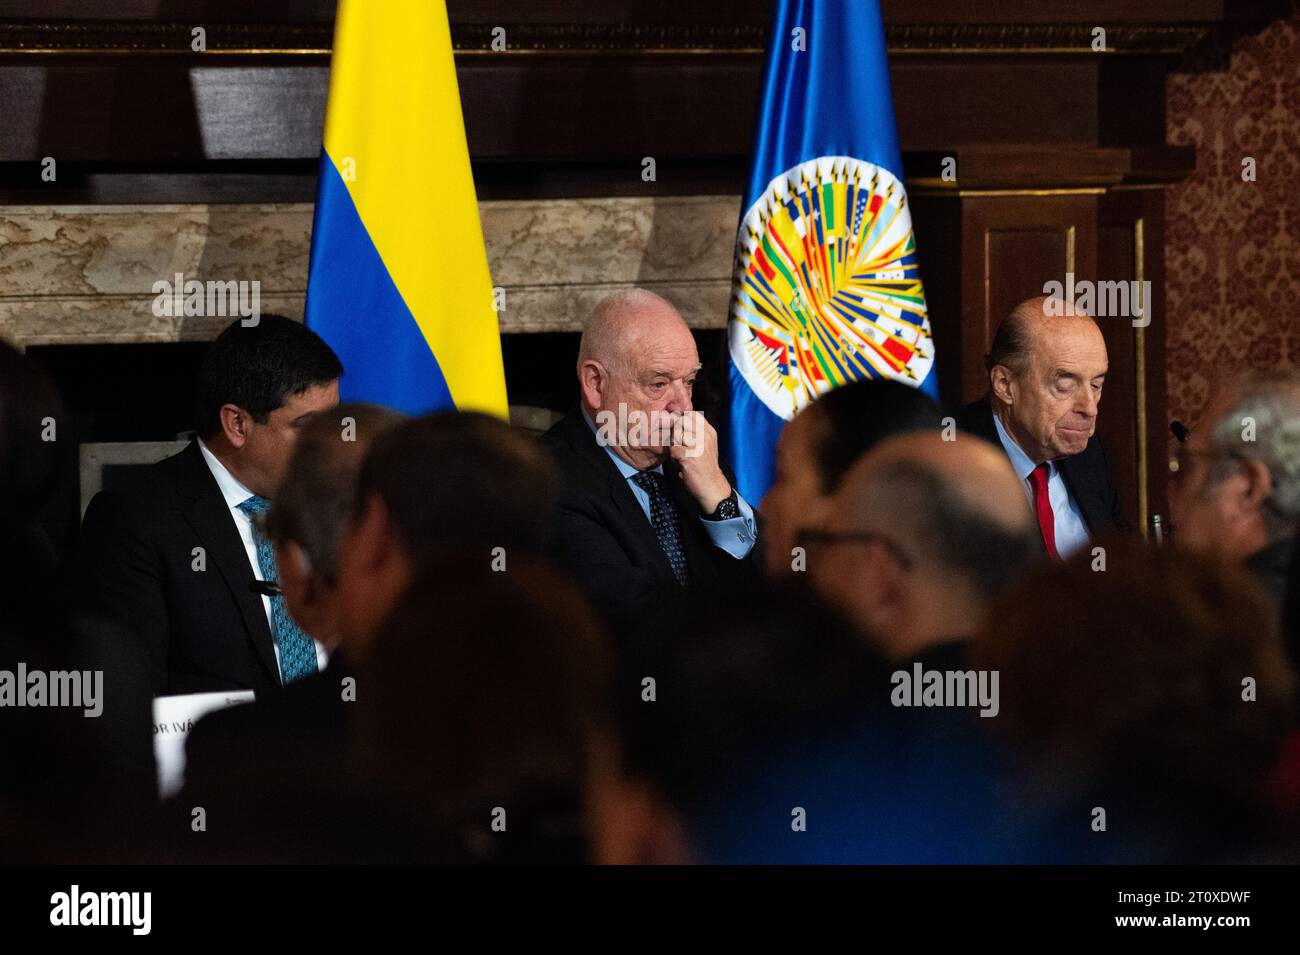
top-left (956, 295), bottom-right (1125, 559)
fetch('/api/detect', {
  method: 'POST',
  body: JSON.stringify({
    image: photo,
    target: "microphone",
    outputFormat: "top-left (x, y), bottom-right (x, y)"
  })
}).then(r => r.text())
top-left (1170, 420), bottom-right (1190, 444)
top-left (249, 579), bottom-right (283, 598)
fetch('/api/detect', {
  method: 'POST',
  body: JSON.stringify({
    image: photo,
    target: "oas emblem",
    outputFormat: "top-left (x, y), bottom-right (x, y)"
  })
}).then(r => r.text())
top-left (730, 156), bottom-right (933, 421)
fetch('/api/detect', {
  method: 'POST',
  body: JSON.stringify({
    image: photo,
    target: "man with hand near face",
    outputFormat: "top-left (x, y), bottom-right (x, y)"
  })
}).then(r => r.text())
top-left (542, 289), bottom-right (759, 626)
top-left (76, 316), bottom-right (342, 696)
top-left (956, 295), bottom-right (1124, 559)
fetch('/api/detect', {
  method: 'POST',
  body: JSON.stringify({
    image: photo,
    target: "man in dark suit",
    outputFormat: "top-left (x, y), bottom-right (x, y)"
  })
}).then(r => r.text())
top-left (75, 316), bottom-right (342, 697)
top-left (183, 410), bottom-right (567, 855)
top-left (955, 296), bottom-right (1125, 558)
top-left (542, 288), bottom-right (760, 625)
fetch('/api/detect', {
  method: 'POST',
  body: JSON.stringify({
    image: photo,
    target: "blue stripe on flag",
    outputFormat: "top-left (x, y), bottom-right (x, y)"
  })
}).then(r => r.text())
top-left (305, 150), bottom-right (455, 414)
top-left (727, 361), bottom-right (787, 502)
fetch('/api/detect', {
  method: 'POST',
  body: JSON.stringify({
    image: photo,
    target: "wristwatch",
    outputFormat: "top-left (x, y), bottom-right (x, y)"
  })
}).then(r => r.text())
top-left (703, 488), bottom-right (740, 521)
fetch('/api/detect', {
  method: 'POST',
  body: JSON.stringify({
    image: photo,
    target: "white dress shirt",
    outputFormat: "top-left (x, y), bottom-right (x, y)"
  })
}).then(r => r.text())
top-left (990, 412), bottom-right (1091, 558)
top-left (197, 439), bottom-right (330, 680)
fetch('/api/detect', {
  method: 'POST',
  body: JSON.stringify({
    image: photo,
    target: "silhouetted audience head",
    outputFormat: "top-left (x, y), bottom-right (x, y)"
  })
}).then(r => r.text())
top-left (1169, 370), bottom-right (1300, 612)
top-left (0, 340), bottom-right (65, 623)
top-left (598, 587), bottom-right (1007, 863)
top-left (193, 315), bottom-right (342, 497)
top-left (336, 411), bottom-right (560, 656)
top-left (761, 379), bottom-right (943, 578)
top-left (803, 430), bottom-right (1041, 658)
top-left (0, 339), bottom-right (63, 526)
top-left (0, 341), bottom-right (122, 859)
top-left (264, 402), bottom-right (405, 647)
top-left (350, 556), bottom-right (609, 862)
top-left (1287, 528), bottom-right (1300, 681)
top-left (973, 539), bottom-right (1295, 861)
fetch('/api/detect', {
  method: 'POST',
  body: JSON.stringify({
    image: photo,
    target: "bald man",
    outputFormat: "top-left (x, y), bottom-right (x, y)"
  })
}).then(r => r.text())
top-left (542, 289), bottom-right (759, 625)
top-left (803, 431), bottom-right (1041, 662)
top-left (955, 296), bottom-right (1124, 559)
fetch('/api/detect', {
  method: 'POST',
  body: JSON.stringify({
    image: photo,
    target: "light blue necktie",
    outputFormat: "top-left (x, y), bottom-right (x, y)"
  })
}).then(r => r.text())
top-left (238, 495), bottom-right (319, 684)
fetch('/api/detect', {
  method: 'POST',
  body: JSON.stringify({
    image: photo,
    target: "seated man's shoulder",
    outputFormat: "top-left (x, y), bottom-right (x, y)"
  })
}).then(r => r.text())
top-left (539, 409), bottom-right (580, 452)
top-left (86, 442), bottom-right (196, 518)
top-left (539, 410), bottom-right (597, 479)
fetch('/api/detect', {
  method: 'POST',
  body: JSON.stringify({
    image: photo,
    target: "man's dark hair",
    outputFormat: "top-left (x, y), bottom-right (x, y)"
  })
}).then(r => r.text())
top-left (266, 403), bottom-right (405, 587)
top-left (354, 411), bottom-right (559, 562)
top-left (194, 316), bottom-right (342, 440)
top-left (808, 379), bottom-right (944, 493)
top-left (984, 310), bottom-right (1034, 379)
top-left (866, 459), bottom-right (1043, 601)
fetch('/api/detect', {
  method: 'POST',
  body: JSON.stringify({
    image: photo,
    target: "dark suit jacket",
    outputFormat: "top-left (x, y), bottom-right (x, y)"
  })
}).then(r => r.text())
top-left (955, 398), bottom-right (1126, 537)
top-left (75, 439), bottom-right (281, 697)
top-left (182, 655), bottom-right (349, 799)
top-left (541, 407), bottom-right (760, 626)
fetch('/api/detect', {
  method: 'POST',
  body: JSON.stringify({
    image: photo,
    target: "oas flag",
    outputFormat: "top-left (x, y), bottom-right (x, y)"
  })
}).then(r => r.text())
top-left (726, 0), bottom-right (936, 500)
top-left (305, 0), bottom-right (507, 417)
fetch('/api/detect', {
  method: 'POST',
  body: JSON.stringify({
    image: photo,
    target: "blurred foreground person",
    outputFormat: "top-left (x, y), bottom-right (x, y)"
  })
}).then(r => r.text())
top-left (0, 339), bottom-right (64, 632)
top-left (543, 289), bottom-right (759, 628)
top-left (335, 411), bottom-right (559, 652)
top-left (594, 589), bottom-right (1014, 864)
top-left (760, 379), bottom-right (943, 579)
top-left (1169, 369), bottom-right (1300, 620)
top-left (184, 412), bottom-right (552, 801)
top-left (802, 430), bottom-right (1040, 663)
top-left (175, 558), bottom-right (607, 863)
top-left (76, 316), bottom-right (342, 695)
top-left (183, 404), bottom-right (403, 791)
top-left (957, 296), bottom-right (1123, 559)
top-left (349, 558), bottom-right (608, 862)
top-left (262, 403), bottom-right (405, 647)
top-left (0, 342), bottom-right (153, 860)
top-left (972, 540), bottom-right (1295, 863)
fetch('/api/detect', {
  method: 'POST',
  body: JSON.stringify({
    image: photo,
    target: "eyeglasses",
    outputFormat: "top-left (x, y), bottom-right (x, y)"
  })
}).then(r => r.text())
top-left (796, 528), bottom-right (914, 571)
top-left (1167, 420), bottom-right (1247, 478)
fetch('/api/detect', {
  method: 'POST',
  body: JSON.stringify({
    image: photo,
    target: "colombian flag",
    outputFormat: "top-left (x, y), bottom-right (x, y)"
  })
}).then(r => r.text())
top-left (305, 0), bottom-right (508, 417)
top-left (726, 0), bottom-right (936, 501)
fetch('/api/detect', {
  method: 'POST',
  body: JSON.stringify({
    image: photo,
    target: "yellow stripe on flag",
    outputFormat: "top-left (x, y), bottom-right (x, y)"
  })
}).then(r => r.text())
top-left (323, 0), bottom-right (507, 418)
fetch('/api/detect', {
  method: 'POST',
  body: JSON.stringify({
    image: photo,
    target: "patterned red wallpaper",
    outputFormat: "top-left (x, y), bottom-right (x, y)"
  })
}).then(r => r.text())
top-left (1166, 13), bottom-right (1300, 428)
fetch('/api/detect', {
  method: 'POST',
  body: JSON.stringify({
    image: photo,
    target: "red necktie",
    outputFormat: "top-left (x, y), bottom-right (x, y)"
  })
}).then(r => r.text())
top-left (1028, 463), bottom-right (1060, 560)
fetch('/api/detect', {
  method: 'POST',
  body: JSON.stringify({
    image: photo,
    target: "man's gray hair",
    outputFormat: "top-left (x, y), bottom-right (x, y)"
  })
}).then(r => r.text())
top-left (1207, 369), bottom-right (1300, 540)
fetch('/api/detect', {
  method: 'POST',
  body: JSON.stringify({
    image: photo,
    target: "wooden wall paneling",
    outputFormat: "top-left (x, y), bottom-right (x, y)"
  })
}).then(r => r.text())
top-left (1095, 220), bottom-right (1141, 533)
top-left (1101, 187), bottom-right (1170, 534)
top-left (908, 194), bottom-right (963, 410)
top-left (958, 193), bottom-right (1100, 403)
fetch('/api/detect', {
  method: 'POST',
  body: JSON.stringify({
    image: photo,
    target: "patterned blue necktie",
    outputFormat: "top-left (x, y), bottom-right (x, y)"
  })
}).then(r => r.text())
top-left (237, 495), bottom-right (319, 684)
top-left (631, 470), bottom-right (691, 587)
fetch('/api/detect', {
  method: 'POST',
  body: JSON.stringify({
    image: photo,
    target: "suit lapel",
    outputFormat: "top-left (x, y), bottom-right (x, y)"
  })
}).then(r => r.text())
top-left (560, 412), bottom-right (678, 584)
top-left (174, 442), bottom-right (280, 684)
top-left (1057, 453), bottom-right (1106, 535)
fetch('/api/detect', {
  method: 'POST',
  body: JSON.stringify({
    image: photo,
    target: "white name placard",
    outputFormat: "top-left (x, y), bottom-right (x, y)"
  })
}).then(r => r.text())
top-left (152, 690), bottom-right (255, 798)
